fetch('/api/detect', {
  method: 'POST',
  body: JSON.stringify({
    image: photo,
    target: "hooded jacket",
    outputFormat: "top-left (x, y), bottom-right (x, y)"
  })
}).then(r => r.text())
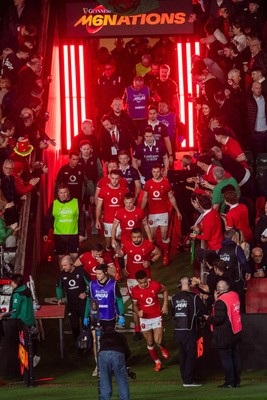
top-left (9, 284), bottom-right (35, 327)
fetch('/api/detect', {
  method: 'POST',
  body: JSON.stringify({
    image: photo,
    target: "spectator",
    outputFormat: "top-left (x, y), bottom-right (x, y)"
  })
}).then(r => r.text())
top-left (249, 247), bottom-right (267, 277)
top-left (211, 168), bottom-right (239, 212)
top-left (12, 161), bottom-right (39, 195)
top-left (213, 127), bottom-right (248, 168)
top-left (254, 200), bottom-right (267, 259)
top-left (223, 190), bottom-right (253, 243)
top-left (246, 81), bottom-right (267, 156)
top-left (211, 146), bottom-right (256, 201)
top-left (190, 194), bottom-right (223, 251)
top-left (2, 45), bottom-right (30, 85)
top-left (248, 65), bottom-right (267, 96)
top-left (0, 159), bottom-right (18, 225)
top-left (243, 0), bottom-right (265, 38)
top-left (231, 20), bottom-right (247, 53)
top-left (0, 76), bottom-right (11, 121)
top-left (16, 55), bottom-right (43, 100)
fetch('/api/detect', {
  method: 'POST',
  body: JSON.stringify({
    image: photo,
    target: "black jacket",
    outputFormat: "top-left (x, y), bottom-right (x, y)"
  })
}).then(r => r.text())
top-left (209, 292), bottom-right (241, 348)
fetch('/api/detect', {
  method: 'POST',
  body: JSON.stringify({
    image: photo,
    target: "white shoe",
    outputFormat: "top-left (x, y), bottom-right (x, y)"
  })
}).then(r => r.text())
top-left (92, 367), bottom-right (98, 377)
top-left (183, 383), bottom-right (202, 387)
top-left (33, 355), bottom-right (41, 368)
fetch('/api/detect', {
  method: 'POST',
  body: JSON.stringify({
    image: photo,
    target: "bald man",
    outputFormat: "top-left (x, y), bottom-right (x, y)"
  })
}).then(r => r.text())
top-left (56, 255), bottom-right (91, 341)
top-left (207, 280), bottom-right (242, 388)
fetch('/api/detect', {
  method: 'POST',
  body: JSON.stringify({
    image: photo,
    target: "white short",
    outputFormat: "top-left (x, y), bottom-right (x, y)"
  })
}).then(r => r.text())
top-left (140, 316), bottom-right (163, 332)
top-left (148, 212), bottom-right (168, 227)
top-left (127, 279), bottom-right (138, 296)
top-left (103, 222), bottom-right (121, 238)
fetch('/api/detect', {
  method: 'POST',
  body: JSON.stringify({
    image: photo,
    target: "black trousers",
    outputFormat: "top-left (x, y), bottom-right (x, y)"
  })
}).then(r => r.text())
top-left (218, 342), bottom-right (241, 386)
top-left (175, 330), bottom-right (197, 384)
top-left (67, 300), bottom-right (86, 340)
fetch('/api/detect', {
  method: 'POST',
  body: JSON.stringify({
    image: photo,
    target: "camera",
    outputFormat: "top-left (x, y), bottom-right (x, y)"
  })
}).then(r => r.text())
top-left (126, 366), bottom-right (136, 380)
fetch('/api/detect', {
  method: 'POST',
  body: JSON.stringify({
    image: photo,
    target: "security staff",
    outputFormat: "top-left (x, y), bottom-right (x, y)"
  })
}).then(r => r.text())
top-left (171, 276), bottom-right (207, 387)
top-left (206, 280), bottom-right (242, 388)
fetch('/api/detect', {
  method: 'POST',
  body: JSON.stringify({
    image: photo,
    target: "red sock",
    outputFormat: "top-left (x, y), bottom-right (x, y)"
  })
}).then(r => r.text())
top-left (147, 346), bottom-right (158, 362)
top-left (134, 325), bottom-right (140, 333)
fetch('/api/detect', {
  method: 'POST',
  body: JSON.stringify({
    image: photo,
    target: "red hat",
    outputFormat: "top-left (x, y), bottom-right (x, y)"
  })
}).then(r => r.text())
top-left (13, 136), bottom-right (33, 156)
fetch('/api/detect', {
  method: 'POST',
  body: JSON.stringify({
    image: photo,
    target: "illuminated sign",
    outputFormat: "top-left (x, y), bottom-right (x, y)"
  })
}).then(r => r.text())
top-left (65, 1), bottom-right (193, 37)
top-left (18, 330), bottom-right (29, 375)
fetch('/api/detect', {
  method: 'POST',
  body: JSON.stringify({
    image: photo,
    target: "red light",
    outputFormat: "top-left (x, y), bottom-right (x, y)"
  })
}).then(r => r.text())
top-left (70, 45), bottom-right (79, 140)
top-left (63, 45), bottom-right (71, 150)
top-left (79, 45), bottom-right (86, 122)
top-left (186, 42), bottom-right (194, 148)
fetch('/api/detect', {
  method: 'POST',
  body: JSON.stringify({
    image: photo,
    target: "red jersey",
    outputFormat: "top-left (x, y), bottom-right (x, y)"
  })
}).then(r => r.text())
top-left (114, 206), bottom-right (147, 241)
top-left (98, 184), bottom-right (128, 223)
top-left (226, 203), bottom-right (253, 243)
top-left (132, 280), bottom-right (162, 319)
top-left (97, 176), bottom-right (128, 190)
top-left (196, 209), bottom-right (223, 250)
top-left (79, 251), bottom-right (113, 280)
top-left (122, 239), bottom-right (156, 279)
top-left (143, 178), bottom-right (172, 214)
top-left (221, 137), bottom-right (248, 169)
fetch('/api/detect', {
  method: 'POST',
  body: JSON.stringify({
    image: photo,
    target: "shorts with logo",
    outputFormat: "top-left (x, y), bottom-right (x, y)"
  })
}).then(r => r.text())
top-left (54, 234), bottom-right (79, 255)
top-left (103, 222), bottom-right (121, 238)
top-left (127, 278), bottom-right (138, 295)
top-left (148, 212), bottom-right (168, 227)
top-left (140, 316), bottom-right (163, 332)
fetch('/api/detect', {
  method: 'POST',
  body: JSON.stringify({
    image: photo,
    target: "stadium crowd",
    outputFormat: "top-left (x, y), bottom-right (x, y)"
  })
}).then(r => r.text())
top-left (1, 0), bottom-right (267, 393)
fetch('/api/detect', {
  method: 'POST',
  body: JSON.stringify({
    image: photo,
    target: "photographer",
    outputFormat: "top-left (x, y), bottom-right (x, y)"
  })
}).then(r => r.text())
top-left (99, 327), bottom-right (131, 400)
